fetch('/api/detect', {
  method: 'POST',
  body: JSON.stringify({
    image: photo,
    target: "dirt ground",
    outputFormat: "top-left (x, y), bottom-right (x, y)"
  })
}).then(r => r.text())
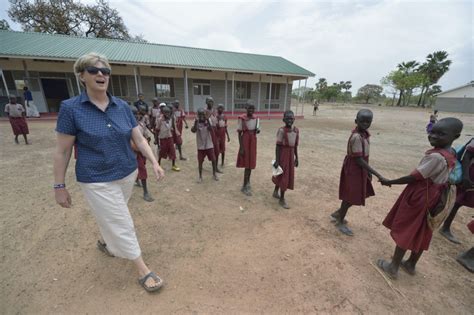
top-left (1, 103), bottom-right (473, 314)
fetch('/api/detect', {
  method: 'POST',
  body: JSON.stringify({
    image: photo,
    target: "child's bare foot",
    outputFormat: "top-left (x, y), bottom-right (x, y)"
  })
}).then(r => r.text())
top-left (216, 168), bottom-right (223, 174)
top-left (400, 260), bottom-right (416, 275)
top-left (179, 156), bottom-right (187, 161)
top-left (439, 228), bottom-right (462, 244)
top-left (143, 193), bottom-right (154, 202)
top-left (330, 211), bottom-right (348, 224)
top-left (213, 175), bottom-right (219, 181)
top-left (376, 259), bottom-right (398, 280)
top-left (135, 180), bottom-right (142, 187)
top-left (241, 186), bottom-right (252, 196)
top-left (14, 138), bottom-right (19, 144)
top-left (272, 191), bottom-right (279, 199)
top-left (336, 223), bottom-right (353, 236)
top-left (197, 177), bottom-right (203, 183)
top-left (279, 199), bottom-right (290, 209)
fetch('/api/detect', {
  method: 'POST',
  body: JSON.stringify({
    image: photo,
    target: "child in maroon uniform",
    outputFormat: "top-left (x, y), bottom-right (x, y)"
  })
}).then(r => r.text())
top-left (4, 95), bottom-right (30, 144)
top-left (172, 100), bottom-right (188, 161)
top-left (439, 137), bottom-right (474, 244)
top-left (132, 107), bottom-right (154, 202)
top-left (378, 118), bottom-right (463, 279)
top-left (237, 101), bottom-right (259, 196)
top-left (191, 108), bottom-right (218, 182)
top-left (272, 110), bottom-right (299, 209)
top-left (331, 109), bottom-right (385, 236)
top-left (216, 104), bottom-right (230, 167)
top-left (155, 106), bottom-right (180, 171)
top-left (205, 96), bottom-right (222, 173)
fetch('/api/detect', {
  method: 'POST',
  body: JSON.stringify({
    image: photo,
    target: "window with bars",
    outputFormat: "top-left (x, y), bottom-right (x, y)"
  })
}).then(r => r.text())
top-left (110, 75), bottom-right (129, 97)
top-left (155, 77), bottom-right (175, 98)
top-left (266, 83), bottom-right (280, 100)
top-left (235, 81), bottom-right (251, 99)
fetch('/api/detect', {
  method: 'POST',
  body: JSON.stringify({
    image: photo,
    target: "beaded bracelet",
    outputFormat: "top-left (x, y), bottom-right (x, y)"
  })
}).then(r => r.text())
top-left (53, 183), bottom-right (66, 189)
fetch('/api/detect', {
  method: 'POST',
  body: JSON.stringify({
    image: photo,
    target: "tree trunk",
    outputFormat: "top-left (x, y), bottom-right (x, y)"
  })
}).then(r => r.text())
top-left (421, 87), bottom-right (428, 107)
top-left (391, 92), bottom-right (396, 106)
top-left (396, 90), bottom-right (403, 106)
top-left (417, 86), bottom-right (425, 107)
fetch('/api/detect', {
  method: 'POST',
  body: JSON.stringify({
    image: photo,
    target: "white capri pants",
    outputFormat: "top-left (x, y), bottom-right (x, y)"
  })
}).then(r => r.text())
top-left (79, 169), bottom-right (141, 260)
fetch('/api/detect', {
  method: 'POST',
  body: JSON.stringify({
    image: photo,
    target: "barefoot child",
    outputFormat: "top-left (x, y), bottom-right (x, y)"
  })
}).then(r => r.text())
top-left (155, 106), bottom-right (180, 171)
top-left (237, 101), bottom-right (259, 196)
top-left (191, 108), bottom-right (219, 182)
top-left (378, 117), bottom-right (463, 279)
top-left (172, 100), bottom-right (188, 160)
top-left (272, 110), bottom-right (299, 209)
top-left (216, 104), bottom-right (230, 167)
top-left (132, 107), bottom-right (154, 202)
top-left (439, 137), bottom-right (474, 244)
top-left (205, 96), bottom-right (222, 173)
top-left (4, 95), bottom-right (30, 144)
top-left (330, 109), bottom-right (386, 236)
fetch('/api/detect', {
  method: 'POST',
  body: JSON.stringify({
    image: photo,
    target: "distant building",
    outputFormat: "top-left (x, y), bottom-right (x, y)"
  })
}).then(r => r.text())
top-left (0, 31), bottom-right (314, 115)
top-left (434, 81), bottom-right (474, 113)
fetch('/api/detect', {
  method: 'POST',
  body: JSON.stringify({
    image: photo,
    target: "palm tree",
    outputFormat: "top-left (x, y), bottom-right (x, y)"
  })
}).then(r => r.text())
top-left (396, 60), bottom-right (419, 106)
top-left (417, 51), bottom-right (451, 107)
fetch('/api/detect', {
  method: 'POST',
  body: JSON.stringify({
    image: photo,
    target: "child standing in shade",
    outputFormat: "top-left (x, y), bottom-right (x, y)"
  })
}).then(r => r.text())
top-left (172, 100), bottom-right (188, 161)
top-left (237, 101), bottom-right (259, 196)
top-left (191, 108), bottom-right (219, 182)
top-left (216, 104), bottom-right (230, 167)
top-left (330, 109), bottom-right (386, 236)
top-left (378, 118), bottom-right (463, 279)
top-left (272, 110), bottom-right (299, 209)
top-left (4, 95), bottom-right (30, 144)
top-left (132, 107), bottom-right (154, 202)
top-left (155, 106), bottom-right (180, 171)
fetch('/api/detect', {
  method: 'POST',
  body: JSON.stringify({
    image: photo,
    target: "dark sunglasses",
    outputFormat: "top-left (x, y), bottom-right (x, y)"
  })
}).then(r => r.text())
top-left (85, 66), bottom-right (111, 76)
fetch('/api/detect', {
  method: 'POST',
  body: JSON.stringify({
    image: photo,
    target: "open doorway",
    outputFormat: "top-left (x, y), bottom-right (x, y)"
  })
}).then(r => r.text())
top-left (41, 78), bottom-right (70, 112)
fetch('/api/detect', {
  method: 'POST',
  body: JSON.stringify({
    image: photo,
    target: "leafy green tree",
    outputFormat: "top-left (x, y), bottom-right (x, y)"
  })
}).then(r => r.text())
top-left (417, 51), bottom-right (451, 107)
top-left (0, 19), bottom-right (11, 30)
top-left (357, 84), bottom-right (383, 104)
top-left (7, 0), bottom-right (142, 40)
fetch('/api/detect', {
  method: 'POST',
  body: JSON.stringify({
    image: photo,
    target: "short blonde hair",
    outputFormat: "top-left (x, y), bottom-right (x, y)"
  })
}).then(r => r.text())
top-left (73, 52), bottom-right (111, 74)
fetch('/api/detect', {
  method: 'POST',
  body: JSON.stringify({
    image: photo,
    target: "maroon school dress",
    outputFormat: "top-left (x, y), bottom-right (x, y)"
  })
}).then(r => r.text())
top-left (338, 129), bottom-right (374, 206)
top-left (236, 114), bottom-right (258, 169)
top-left (216, 114), bottom-right (228, 153)
top-left (272, 126), bottom-right (299, 192)
top-left (456, 139), bottom-right (474, 207)
top-left (156, 118), bottom-right (176, 160)
top-left (383, 148), bottom-right (456, 252)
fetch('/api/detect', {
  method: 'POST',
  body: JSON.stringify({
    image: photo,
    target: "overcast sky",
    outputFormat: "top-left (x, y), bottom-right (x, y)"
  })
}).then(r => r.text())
top-left (1, 0), bottom-right (472, 93)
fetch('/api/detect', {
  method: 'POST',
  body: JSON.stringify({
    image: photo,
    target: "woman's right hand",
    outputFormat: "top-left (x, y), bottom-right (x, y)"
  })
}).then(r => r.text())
top-left (55, 188), bottom-right (72, 208)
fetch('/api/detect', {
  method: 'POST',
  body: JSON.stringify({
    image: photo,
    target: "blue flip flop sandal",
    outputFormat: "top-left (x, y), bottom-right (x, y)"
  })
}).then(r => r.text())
top-left (138, 272), bottom-right (164, 293)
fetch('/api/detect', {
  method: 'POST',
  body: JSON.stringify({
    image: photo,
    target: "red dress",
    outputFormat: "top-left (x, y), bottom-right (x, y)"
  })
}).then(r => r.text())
top-left (383, 149), bottom-right (456, 252)
top-left (338, 129), bottom-right (374, 206)
top-left (236, 114), bottom-right (258, 169)
top-left (272, 126), bottom-right (299, 192)
top-left (456, 139), bottom-right (474, 207)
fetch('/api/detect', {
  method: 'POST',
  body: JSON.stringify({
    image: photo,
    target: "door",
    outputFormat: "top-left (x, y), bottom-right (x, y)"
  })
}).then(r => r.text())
top-left (41, 78), bottom-right (70, 112)
top-left (192, 81), bottom-right (211, 109)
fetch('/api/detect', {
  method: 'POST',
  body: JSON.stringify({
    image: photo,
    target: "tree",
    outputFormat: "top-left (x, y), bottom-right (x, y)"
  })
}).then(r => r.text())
top-left (357, 84), bottom-right (383, 104)
top-left (0, 19), bottom-right (12, 30)
top-left (417, 51), bottom-right (451, 107)
top-left (8, 0), bottom-right (140, 40)
top-left (395, 60), bottom-right (419, 106)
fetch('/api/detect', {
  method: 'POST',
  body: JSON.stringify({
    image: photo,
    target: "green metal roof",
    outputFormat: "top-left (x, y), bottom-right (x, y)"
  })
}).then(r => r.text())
top-left (0, 31), bottom-right (314, 77)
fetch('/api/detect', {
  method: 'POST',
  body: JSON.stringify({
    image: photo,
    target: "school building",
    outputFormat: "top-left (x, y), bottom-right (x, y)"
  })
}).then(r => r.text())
top-left (434, 81), bottom-right (474, 114)
top-left (0, 30), bottom-right (314, 117)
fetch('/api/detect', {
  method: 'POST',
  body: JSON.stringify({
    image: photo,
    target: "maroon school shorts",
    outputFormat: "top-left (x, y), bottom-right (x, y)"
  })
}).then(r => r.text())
top-left (198, 149), bottom-right (215, 163)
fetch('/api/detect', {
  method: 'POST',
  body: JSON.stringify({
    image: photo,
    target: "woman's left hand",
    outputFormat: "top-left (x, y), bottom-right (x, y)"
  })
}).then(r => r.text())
top-left (152, 162), bottom-right (165, 181)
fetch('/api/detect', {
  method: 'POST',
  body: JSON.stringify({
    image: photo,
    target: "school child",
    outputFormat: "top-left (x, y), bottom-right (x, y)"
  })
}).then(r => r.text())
top-left (426, 110), bottom-right (439, 134)
top-left (378, 117), bottom-right (463, 279)
top-left (313, 100), bottom-right (319, 116)
top-left (330, 109), bottom-right (386, 236)
top-left (456, 220), bottom-right (474, 272)
top-left (272, 110), bottom-right (299, 209)
top-left (237, 101), bottom-right (259, 196)
top-left (191, 108), bottom-right (219, 182)
top-left (4, 95), bottom-right (30, 144)
top-left (205, 96), bottom-right (222, 173)
top-left (150, 98), bottom-right (161, 145)
top-left (172, 100), bottom-right (188, 161)
top-left (439, 137), bottom-right (474, 244)
top-left (216, 104), bottom-right (230, 167)
top-left (155, 106), bottom-right (180, 171)
top-left (132, 107), bottom-right (154, 202)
